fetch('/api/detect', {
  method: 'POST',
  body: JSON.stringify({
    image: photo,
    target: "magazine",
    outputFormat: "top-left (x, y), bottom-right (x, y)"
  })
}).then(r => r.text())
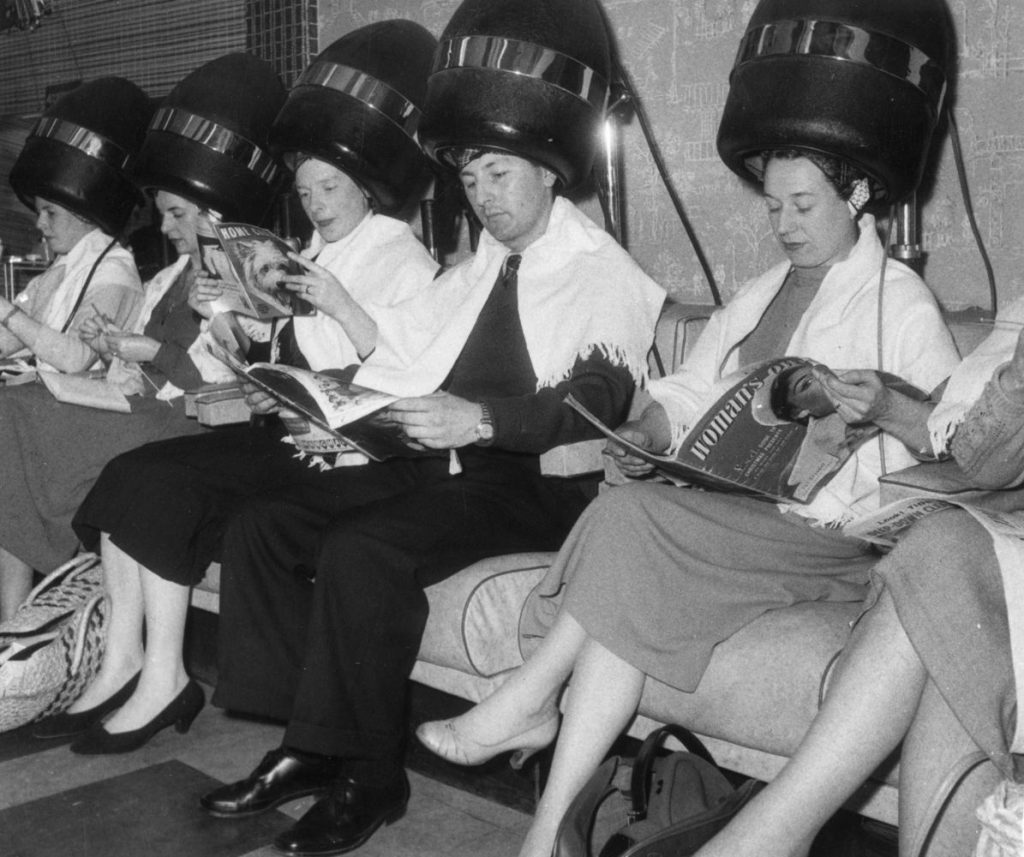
top-left (197, 222), bottom-right (314, 320)
top-left (841, 460), bottom-right (1024, 546)
top-left (567, 357), bottom-right (892, 503)
top-left (204, 333), bottom-right (431, 462)
top-left (37, 370), bottom-right (131, 412)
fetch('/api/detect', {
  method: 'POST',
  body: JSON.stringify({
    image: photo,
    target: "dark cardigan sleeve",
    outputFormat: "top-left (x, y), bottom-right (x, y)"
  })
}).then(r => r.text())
top-left (145, 303), bottom-right (204, 390)
top-left (482, 353), bottom-right (635, 454)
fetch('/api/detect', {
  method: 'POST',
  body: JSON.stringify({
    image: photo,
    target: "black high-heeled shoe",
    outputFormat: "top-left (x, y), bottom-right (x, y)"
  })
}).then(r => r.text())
top-left (69, 679), bottom-right (205, 755)
top-left (33, 672), bottom-right (141, 740)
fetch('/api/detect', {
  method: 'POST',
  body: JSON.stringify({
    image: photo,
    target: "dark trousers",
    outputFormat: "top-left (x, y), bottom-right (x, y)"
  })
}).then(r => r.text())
top-left (211, 449), bottom-right (590, 763)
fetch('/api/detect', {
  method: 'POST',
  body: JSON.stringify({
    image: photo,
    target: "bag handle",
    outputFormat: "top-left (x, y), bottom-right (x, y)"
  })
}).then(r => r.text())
top-left (904, 749), bottom-right (990, 857)
top-left (59, 238), bottom-right (118, 334)
top-left (630, 724), bottom-right (716, 820)
top-left (552, 755), bottom-right (621, 857)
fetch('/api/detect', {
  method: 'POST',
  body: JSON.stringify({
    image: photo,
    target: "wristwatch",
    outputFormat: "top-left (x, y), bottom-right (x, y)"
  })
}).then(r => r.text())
top-left (474, 401), bottom-right (495, 446)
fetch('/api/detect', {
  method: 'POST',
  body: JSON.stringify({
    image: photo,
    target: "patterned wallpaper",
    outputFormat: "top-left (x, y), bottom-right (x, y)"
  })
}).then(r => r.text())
top-left (320, 0), bottom-right (1024, 317)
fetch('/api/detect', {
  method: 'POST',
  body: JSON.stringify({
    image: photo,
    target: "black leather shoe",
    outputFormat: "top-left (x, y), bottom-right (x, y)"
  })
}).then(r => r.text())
top-left (32, 672), bottom-right (140, 739)
top-left (69, 679), bottom-right (204, 755)
top-left (201, 747), bottom-right (343, 818)
top-left (273, 771), bottom-right (410, 856)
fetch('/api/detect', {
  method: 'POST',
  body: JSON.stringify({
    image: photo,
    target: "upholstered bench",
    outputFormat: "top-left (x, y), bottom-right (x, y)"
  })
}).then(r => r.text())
top-left (188, 305), bottom-right (995, 827)
top-left (191, 549), bottom-right (896, 821)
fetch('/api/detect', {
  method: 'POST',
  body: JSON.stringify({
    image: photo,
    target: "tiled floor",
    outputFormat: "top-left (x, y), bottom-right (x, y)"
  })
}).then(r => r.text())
top-left (0, 676), bottom-right (899, 857)
top-left (0, 683), bottom-right (531, 857)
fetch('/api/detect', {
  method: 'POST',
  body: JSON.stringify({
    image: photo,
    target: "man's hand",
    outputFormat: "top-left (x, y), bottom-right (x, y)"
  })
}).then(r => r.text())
top-left (387, 392), bottom-right (482, 449)
top-left (240, 379), bottom-right (281, 415)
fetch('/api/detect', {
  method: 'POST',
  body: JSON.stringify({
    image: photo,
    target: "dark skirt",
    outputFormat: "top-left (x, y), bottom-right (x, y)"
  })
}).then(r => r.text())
top-left (72, 423), bottom-right (316, 586)
top-left (0, 382), bottom-right (204, 571)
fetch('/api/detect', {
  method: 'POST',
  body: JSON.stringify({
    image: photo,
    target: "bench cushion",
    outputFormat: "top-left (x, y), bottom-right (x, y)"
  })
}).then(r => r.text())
top-left (419, 553), bottom-right (554, 677)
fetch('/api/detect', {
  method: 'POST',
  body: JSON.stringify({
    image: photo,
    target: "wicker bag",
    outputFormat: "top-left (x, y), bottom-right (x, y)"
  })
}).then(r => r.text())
top-left (0, 553), bottom-right (107, 732)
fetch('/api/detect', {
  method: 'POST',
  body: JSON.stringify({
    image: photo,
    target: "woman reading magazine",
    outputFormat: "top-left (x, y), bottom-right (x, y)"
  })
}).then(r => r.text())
top-left (691, 303), bottom-right (1024, 857)
top-left (35, 29), bottom-right (440, 752)
top-left (0, 189), bottom-right (237, 622)
top-left (416, 149), bottom-right (960, 857)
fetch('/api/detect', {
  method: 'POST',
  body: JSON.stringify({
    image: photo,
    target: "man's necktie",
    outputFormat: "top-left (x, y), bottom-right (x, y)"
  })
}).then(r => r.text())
top-left (500, 253), bottom-right (521, 289)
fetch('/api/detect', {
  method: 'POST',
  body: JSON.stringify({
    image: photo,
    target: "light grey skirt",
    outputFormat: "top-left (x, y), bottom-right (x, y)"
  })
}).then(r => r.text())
top-left (521, 482), bottom-right (877, 693)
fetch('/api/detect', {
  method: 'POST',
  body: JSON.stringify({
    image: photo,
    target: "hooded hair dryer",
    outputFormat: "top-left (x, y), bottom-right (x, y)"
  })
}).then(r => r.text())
top-left (716, 0), bottom-right (954, 203)
top-left (418, 0), bottom-right (612, 190)
top-left (10, 77), bottom-right (153, 235)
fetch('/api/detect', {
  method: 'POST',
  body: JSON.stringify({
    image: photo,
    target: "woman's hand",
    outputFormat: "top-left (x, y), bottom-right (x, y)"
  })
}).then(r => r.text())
top-left (813, 368), bottom-right (891, 425)
top-left (280, 252), bottom-right (378, 358)
top-left (189, 274), bottom-right (225, 319)
top-left (78, 310), bottom-right (119, 359)
top-left (280, 253), bottom-right (346, 318)
top-left (605, 423), bottom-right (660, 478)
top-left (386, 392), bottom-right (481, 449)
top-left (604, 402), bottom-right (673, 479)
top-left (815, 366), bottom-right (935, 455)
top-left (105, 332), bottom-right (161, 364)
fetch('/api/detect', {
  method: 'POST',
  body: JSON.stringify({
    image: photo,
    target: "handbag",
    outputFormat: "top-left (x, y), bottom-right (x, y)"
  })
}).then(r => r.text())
top-left (0, 553), bottom-right (107, 732)
top-left (553, 724), bottom-right (765, 857)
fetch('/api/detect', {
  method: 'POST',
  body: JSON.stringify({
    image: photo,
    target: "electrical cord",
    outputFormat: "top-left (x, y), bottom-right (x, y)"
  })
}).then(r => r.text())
top-left (612, 59), bottom-right (723, 307)
top-left (947, 107), bottom-right (998, 316)
top-left (875, 209), bottom-right (896, 477)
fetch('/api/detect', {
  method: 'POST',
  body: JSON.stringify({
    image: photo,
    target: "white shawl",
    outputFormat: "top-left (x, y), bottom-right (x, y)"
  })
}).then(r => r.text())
top-left (224, 213), bottom-right (438, 373)
top-left (15, 229), bottom-right (124, 331)
top-left (928, 297), bottom-right (1024, 453)
top-left (649, 214), bottom-right (960, 525)
top-left (12, 228), bottom-right (141, 371)
top-left (355, 196), bottom-right (666, 398)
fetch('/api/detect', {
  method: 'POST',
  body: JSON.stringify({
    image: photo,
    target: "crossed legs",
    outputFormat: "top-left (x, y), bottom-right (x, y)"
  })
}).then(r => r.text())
top-left (693, 587), bottom-right (999, 857)
top-left (423, 609), bottom-right (646, 857)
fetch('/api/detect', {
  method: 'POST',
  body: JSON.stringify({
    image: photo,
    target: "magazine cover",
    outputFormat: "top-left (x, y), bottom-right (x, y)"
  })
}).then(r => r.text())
top-left (197, 222), bottom-right (314, 320)
top-left (568, 357), bottom-right (884, 503)
top-left (203, 331), bottom-right (432, 462)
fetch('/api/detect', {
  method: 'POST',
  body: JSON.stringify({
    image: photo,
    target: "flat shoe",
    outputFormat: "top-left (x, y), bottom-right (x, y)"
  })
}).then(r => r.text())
top-left (273, 771), bottom-right (410, 856)
top-left (201, 747), bottom-right (343, 818)
top-left (32, 671), bottom-right (140, 740)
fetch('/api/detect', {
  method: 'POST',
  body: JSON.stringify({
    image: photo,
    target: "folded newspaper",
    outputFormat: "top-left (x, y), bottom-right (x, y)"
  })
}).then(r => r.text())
top-left (205, 333), bottom-right (429, 462)
top-left (198, 222), bottom-right (314, 320)
top-left (567, 357), bottom-right (887, 503)
top-left (842, 460), bottom-right (1024, 546)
